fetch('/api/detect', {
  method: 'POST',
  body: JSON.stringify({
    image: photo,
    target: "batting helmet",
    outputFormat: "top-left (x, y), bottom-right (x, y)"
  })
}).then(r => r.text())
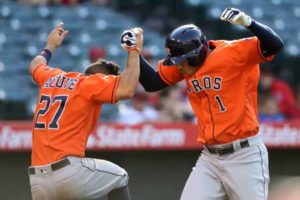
top-left (164, 24), bottom-right (208, 67)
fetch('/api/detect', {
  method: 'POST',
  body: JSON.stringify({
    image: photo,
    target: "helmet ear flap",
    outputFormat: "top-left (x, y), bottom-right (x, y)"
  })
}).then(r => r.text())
top-left (187, 55), bottom-right (202, 67)
top-left (187, 42), bottom-right (208, 67)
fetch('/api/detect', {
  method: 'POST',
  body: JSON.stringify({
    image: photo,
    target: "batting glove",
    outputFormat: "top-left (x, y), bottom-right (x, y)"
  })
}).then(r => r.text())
top-left (120, 30), bottom-right (137, 51)
top-left (220, 8), bottom-right (252, 27)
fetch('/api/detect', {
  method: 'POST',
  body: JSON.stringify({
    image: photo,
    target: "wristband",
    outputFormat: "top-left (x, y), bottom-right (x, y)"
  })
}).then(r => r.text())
top-left (128, 47), bottom-right (141, 54)
top-left (40, 49), bottom-right (52, 64)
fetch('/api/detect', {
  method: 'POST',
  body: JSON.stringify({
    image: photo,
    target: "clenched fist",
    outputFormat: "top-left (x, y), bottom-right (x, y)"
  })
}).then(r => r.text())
top-left (120, 27), bottom-right (143, 52)
top-left (220, 8), bottom-right (252, 27)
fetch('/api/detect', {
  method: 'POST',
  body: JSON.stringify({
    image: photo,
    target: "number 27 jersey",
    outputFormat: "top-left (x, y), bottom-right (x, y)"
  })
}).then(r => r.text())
top-left (31, 63), bottom-right (120, 165)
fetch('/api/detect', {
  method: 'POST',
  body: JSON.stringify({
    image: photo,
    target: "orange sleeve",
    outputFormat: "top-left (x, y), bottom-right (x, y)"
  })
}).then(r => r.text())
top-left (79, 74), bottom-right (121, 104)
top-left (157, 60), bottom-right (184, 85)
top-left (32, 63), bottom-right (65, 87)
top-left (233, 37), bottom-right (274, 65)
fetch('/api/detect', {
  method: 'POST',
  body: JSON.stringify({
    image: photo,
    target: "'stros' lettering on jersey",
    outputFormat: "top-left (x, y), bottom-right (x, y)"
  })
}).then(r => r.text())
top-left (189, 76), bottom-right (227, 112)
top-left (43, 75), bottom-right (78, 91)
top-left (34, 95), bottom-right (69, 130)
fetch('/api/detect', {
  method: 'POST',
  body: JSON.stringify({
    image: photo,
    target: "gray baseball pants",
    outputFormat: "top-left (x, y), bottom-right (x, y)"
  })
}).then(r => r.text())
top-left (28, 156), bottom-right (129, 200)
top-left (180, 134), bottom-right (269, 200)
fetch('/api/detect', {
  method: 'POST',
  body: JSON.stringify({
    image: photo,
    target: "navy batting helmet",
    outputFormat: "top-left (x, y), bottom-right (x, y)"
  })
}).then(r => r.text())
top-left (164, 24), bottom-right (208, 67)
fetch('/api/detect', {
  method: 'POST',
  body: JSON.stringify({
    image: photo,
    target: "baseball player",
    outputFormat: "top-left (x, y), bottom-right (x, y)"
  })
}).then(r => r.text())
top-left (126, 8), bottom-right (283, 200)
top-left (28, 23), bottom-right (143, 200)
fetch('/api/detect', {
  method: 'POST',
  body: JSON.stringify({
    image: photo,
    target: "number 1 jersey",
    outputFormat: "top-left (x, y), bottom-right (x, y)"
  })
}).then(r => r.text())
top-left (158, 37), bottom-right (274, 145)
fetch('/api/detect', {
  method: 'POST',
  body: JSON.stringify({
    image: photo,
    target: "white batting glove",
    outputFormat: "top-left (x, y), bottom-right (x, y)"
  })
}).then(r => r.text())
top-left (121, 28), bottom-right (143, 52)
top-left (220, 8), bottom-right (252, 27)
top-left (121, 30), bottom-right (137, 51)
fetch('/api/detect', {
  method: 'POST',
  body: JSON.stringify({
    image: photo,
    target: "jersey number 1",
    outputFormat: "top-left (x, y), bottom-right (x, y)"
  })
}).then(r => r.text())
top-left (215, 95), bottom-right (226, 112)
top-left (34, 95), bottom-right (68, 129)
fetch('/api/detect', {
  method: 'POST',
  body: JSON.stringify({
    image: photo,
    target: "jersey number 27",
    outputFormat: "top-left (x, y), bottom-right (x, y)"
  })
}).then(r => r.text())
top-left (34, 95), bottom-right (68, 130)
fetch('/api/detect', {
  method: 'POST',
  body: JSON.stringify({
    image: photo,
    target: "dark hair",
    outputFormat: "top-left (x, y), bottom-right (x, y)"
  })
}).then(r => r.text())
top-left (84, 59), bottom-right (121, 76)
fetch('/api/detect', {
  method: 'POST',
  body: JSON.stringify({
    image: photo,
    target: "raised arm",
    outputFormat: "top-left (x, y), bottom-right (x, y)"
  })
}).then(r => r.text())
top-left (220, 8), bottom-right (284, 57)
top-left (119, 29), bottom-right (169, 92)
top-left (116, 28), bottom-right (143, 100)
top-left (28, 23), bottom-right (69, 74)
top-left (139, 55), bottom-right (169, 92)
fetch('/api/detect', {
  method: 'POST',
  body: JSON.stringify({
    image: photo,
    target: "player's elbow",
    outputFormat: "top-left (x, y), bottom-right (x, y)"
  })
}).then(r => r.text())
top-left (28, 56), bottom-right (47, 74)
top-left (270, 36), bottom-right (284, 54)
top-left (270, 33), bottom-right (284, 55)
top-left (144, 88), bottom-right (152, 92)
top-left (141, 81), bottom-right (168, 92)
top-left (116, 88), bottom-right (135, 101)
top-left (275, 38), bottom-right (284, 53)
top-left (28, 62), bottom-right (36, 75)
top-left (144, 87), bottom-right (159, 92)
top-left (123, 90), bottom-right (135, 99)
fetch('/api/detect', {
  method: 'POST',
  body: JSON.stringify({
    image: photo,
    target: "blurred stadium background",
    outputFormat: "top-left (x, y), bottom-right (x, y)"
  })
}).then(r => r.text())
top-left (0, 0), bottom-right (300, 199)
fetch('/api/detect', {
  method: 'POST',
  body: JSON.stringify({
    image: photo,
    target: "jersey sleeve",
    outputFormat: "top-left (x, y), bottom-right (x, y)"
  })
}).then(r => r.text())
top-left (32, 63), bottom-right (65, 87)
top-left (79, 74), bottom-right (121, 104)
top-left (234, 37), bottom-right (274, 65)
top-left (157, 60), bottom-right (184, 85)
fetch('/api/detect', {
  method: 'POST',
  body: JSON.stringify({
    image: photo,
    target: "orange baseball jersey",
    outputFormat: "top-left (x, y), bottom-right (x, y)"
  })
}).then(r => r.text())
top-left (158, 37), bottom-right (274, 145)
top-left (31, 63), bottom-right (120, 165)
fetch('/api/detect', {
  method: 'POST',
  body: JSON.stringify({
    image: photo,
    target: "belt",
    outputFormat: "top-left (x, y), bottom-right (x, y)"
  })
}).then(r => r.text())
top-left (205, 140), bottom-right (250, 155)
top-left (29, 158), bottom-right (71, 175)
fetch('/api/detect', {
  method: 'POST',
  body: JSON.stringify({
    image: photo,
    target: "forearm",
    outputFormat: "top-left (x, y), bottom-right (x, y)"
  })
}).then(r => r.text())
top-left (220, 8), bottom-right (283, 56)
top-left (247, 21), bottom-right (284, 56)
top-left (28, 44), bottom-right (55, 74)
top-left (29, 23), bottom-right (68, 74)
top-left (139, 55), bottom-right (168, 92)
top-left (117, 51), bottom-right (140, 100)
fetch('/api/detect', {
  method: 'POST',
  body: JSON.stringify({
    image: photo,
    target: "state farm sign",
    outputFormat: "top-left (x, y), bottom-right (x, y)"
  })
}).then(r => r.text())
top-left (0, 122), bottom-right (32, 151)
top-left (0, 121), bottom-right (300, 151)
top-left (88, 125), bottom-right (186, 149)
top-left (0, 122), bottom-right (198, 151)
top-left (259, 120), bottom-right (300, 148)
